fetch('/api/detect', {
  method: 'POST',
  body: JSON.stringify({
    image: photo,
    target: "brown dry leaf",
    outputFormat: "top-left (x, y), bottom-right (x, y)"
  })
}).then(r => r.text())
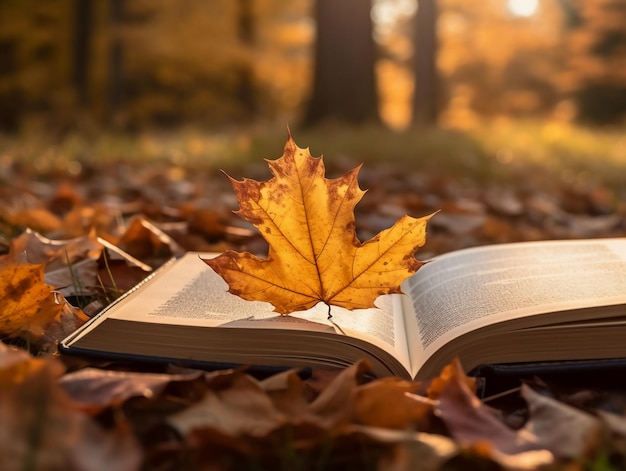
top-left (44, 257), bottom-right (101, 297)
top-left (186, 206), bottom-right (229, 240)
top-left (260, 368), bottom-right (310, 417)
top-left (167, 371), bottom-right (286, 438)
top-left (3, 207), bottom-right (63, 234)
top-left (59, 367), bottom-right (205, 413)
top-left (38, 295), bottom-right (89, 354)
top-left (10, 229), bottom-right (103, 296)
top-left (60, 203), bottom-right (120, 239)
top-left (117, 215), bottom-right (185, 262)
top-left (353, 377), bottom-right (432, 429)
top-left (426, 357), bottom-right (476, 400)
top-left (434, 359), bottom-right (543, 456)
top-left (0, 253), bottom-right (63, 338)
top-left (597, 409), bottom-right (626, 457)
top-left (10, 228), bottom-right (102, 266)
top-left (521, 384), bottom-right (603, 459)
top-left (97, 236), bottom-right (153, 271)
top-left (0, 343), bottom-right (142, 471)
top-left (306, 360), bottom-right (371, 429)
top-left (410, 438), bottom-right (547, 471)
top-left (368, 428), bottom-right (458, 471)
top-left (204, 135), bottom-right (434, 314)
top-left (47, 180), bottom-right (83, 214)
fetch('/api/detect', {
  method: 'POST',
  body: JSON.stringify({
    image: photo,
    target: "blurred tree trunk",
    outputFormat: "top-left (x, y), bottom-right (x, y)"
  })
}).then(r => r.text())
top-left (304, 0), bottom-right (379, 126)
top-left (0, 39), bottom-right (20, 131)
top-left (73, 0), bottom-right (92, 107)
top-left (238, 0), bottom-right (254, 43)
top-left (412, 0), bottom-right (439, 126)
top-left (108, 0), bottom-right (125, 126)
top-left (557, 0), bottom-right (583, 28)
top-left (236, 0), bottom-right (257, 118)
top-left (566, 0), bottom-right (626, 124)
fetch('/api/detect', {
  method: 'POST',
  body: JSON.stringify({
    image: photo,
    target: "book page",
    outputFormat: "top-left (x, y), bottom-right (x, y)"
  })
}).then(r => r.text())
top-left (404, 239), bottom-right (626, 375)
top-left (74, 252), bottom-right (411, 369)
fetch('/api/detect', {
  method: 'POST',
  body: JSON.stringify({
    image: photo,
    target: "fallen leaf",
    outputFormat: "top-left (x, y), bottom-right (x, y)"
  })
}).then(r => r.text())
top-left (559, 213), bottom-right (623, 238)
top-left (117, 215), bottom-right (185, 263)
top-left (47, 180), bottom-right (83, 214)
top-left (434, 359), bottom-right (543, 456)
top-left (167, 371), bottom-right (286, 438)
top-left (10, 228), bottom-right (102, 267)
top-left (186, 206), bottom-right (229, 240)
top-left (353, 377), bottom-right (432, 429)
top-left (521, 384), bottom-right (603, 459)
top-left (3, 207), bottom-right (63, 234)
top-left (59, 367), bottom-right (204, 413)
top-left (367, 428), bottom-right (458, 471)
top-left (97, 236), bottom-right (153, 271)
top-left (44, 257), bottom-right (101, 297)
top-left (10, 229), bottom-right (103, 296)
top-left (307, 360), bottom-right (371, 429)
top-left (429, 212), bottom-right (485, 235)
top-left (426, 357), bottom-right (475, 400)
top-left (204, 135), bottom-right (434, 314)
top-left (596, 409), bottom-right (626, 458)
top-left (483, 188), bottom-right (524, 216)
top-left (60, 203), bottom-right (117, 239)
top-left (0, 253), bottom-right (63, 338)
top-left (0, 343), bottom-right (142, 471)
top-left (38, 294), bottom-right (89, 354)
top-left (260, 368), bottom-right (310, 417)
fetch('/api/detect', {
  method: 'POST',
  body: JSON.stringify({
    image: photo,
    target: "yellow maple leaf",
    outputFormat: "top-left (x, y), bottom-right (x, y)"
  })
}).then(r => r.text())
top-left (203, 135), bottom-right (434, 314)
top-left (0, 253), bottom-right (63, 338)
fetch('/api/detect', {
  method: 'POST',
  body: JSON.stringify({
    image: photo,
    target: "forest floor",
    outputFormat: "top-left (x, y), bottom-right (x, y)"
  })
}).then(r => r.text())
top-left (1, 121), bottom-right (626, 470)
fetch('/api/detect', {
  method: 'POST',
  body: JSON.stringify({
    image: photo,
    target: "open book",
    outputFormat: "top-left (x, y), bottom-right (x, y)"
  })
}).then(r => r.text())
top-left (60, 238), bottom-right (626, 380)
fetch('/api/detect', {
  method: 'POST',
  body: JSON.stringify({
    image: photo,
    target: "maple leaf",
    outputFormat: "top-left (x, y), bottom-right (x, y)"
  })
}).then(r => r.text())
top-left (0, 253), bottom-right (63, 338)
top-left (203, 135), bottom-right (434, 314)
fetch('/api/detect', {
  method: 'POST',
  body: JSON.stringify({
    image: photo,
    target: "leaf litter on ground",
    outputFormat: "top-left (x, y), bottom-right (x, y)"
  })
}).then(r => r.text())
top-left (1, 132), bottom-right (626, 470)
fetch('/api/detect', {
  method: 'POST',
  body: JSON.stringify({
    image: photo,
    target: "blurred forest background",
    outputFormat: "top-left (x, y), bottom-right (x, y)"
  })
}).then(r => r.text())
top-left (1, 0), bottom-right (625, 134)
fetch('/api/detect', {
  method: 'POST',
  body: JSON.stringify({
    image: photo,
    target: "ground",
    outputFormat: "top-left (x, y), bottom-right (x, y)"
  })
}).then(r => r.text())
top-left (1, 123), bottom-right (625, 470)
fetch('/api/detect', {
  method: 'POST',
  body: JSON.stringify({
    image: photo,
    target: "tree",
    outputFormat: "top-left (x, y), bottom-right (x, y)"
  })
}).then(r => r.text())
top-left (235, 0), bottom-right (258, 118)
top-left (567, 0), bottom-right (626, 124)
top-left (108, 0), bottom-right (125, 126)
top-left (0, 37), bottom-right (21, 131)
top-left (73, 0), bottom-right (93, 107)
top-left (412, 0), bottom-right (439, 126)
top-left (304, 0), bottom-right (379, 126)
